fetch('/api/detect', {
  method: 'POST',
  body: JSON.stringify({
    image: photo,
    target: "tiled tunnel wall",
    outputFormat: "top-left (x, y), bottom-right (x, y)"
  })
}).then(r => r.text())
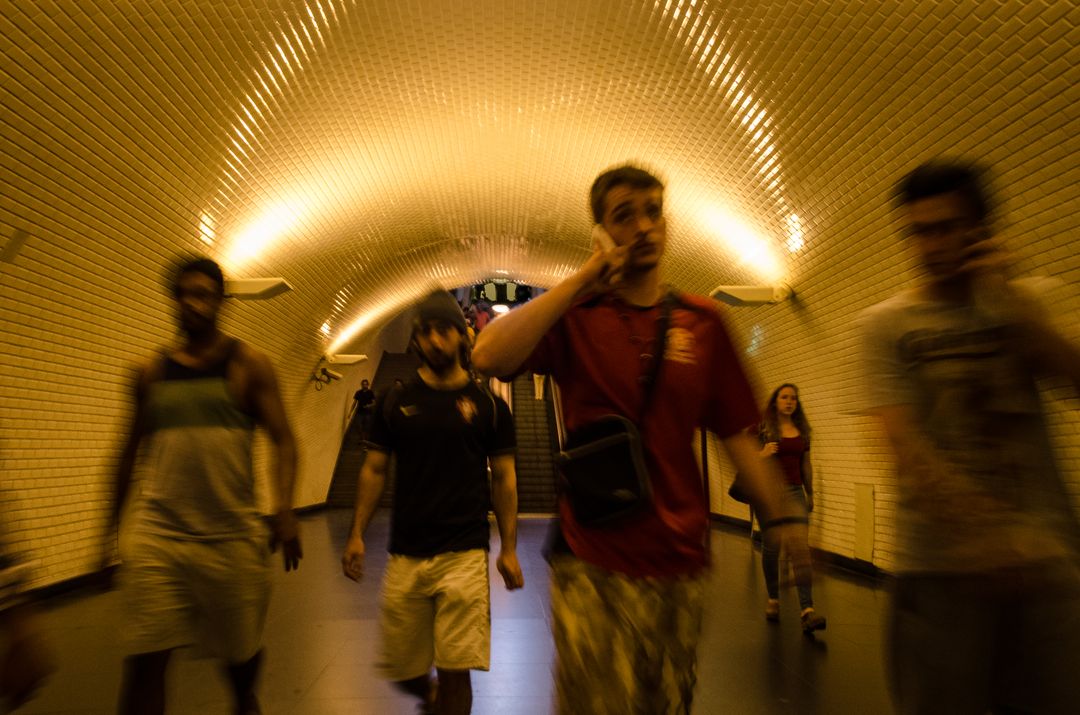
top-left (1, 1), bottom-right (1077, 587)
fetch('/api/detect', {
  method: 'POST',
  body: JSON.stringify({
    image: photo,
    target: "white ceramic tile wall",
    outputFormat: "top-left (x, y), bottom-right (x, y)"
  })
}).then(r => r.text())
top-left (1, 0), bottom-right (1077, 586)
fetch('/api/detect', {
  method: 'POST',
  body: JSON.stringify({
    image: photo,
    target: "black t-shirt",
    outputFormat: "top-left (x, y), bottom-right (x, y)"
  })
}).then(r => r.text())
top-left (354, 388), bottom-right (375, 411)
top-left (365, 377), bottom-right (516, 556)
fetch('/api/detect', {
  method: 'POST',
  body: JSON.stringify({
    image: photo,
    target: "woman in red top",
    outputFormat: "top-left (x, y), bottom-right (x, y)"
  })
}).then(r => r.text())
top-left (759, 384), bottom-right (826, 633)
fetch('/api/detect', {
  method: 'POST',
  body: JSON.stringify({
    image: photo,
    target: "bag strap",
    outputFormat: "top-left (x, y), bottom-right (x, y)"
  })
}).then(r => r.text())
top-left (637, 290), bottom-right (674, 422)
top-left (551, 290), bottom-right (675, 449)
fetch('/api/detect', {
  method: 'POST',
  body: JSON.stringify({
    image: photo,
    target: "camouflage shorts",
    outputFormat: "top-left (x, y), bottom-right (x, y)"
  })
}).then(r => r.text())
top-left (549, 555), bottom-right (706, 715)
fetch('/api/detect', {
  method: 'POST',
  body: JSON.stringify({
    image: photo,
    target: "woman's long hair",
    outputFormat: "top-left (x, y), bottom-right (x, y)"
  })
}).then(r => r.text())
top-left (761, 383), bottom-right (812, 444)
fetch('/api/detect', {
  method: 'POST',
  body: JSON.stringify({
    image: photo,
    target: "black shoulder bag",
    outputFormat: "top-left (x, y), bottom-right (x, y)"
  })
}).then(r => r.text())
top-left (728, 423), bottom-right (767, 504)
top-left (555, 293), bottom-right (674, 527)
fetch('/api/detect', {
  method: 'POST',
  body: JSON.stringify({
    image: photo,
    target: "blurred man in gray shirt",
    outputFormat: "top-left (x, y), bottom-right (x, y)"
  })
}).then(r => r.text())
top-left (862, 161), bottom-right (1080, 714)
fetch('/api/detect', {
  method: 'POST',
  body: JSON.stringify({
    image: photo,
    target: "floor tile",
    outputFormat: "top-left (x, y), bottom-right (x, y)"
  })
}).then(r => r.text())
top-left (17, 509), bottom-right (893, 714)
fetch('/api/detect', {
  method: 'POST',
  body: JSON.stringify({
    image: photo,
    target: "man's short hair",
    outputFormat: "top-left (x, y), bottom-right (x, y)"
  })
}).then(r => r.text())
top-left (171, 256), bottom-right (225, 297)
top-left (894, 160), bottom-right (991, 223)
top-left (589, 165), bottom-right (665, 223)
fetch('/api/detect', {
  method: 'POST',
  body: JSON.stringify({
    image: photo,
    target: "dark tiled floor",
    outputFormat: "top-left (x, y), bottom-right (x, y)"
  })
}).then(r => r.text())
top-left (21, 510), bottom-right (892, 714)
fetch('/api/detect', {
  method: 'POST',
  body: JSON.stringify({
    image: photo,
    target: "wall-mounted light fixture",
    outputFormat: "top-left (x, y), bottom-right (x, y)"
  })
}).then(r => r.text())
top-left (710, 284), bottom-right (792, 306)
top-left (224, 278), bottom-right (292, 300)
top-left (324, 353), bottom-right (368, 365)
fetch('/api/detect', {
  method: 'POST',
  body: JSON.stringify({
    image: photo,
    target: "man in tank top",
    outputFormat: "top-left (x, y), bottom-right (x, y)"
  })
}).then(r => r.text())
top-left (108, 257), bottom-right (302, 715)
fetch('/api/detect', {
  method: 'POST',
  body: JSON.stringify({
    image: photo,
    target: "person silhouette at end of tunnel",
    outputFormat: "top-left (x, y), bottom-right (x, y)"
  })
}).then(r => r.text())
top-left (472, 164), bottom-right (812, 714)
top-left (342, 290), bottom-right (523, 715)
top-left (108, 256), bottom-right (302, 715)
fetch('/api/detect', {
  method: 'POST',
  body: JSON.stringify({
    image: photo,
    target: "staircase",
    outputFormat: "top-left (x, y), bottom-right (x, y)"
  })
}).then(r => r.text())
top-left (510, 374), bottom-right (558, 513)
top-left (326, 351), bottom-right (419, 508)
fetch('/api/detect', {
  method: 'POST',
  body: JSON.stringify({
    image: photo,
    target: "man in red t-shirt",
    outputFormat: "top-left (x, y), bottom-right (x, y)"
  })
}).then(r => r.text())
top-left (473, 164), bottom-right (811, 713)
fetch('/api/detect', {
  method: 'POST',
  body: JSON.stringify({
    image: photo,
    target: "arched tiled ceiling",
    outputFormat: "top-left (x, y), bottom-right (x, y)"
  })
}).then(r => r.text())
top-left (7, 0), bottom-right (1069, 359)
top-left (4, 0), bottom-right (808, 356)
top-left (197, 0), bottom-right (807, 353)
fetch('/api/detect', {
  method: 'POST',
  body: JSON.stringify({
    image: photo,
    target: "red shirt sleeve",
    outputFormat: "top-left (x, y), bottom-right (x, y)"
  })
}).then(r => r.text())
top-left (521, 313), bottom-right (568, 378)
top-left (702, 308), bottom-right (760, 437)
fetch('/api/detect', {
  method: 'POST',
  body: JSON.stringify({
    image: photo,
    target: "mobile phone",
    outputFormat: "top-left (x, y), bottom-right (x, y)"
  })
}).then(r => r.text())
top-left (592, 224), bottom-right (615, 252)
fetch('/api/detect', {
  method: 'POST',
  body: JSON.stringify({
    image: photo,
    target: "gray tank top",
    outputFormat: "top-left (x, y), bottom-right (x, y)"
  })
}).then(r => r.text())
top-left (136, 341), bottom-right (261, 539)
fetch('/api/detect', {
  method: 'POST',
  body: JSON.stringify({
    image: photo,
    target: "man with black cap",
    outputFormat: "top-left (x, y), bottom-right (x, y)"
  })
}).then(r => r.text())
top-left (341, 290), bottom-right (523, 715)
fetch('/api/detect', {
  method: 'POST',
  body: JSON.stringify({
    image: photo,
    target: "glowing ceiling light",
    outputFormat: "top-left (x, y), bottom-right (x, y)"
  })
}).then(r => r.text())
top-left (700, 206), bottom-right (784, 282)
top-left (225, 200), bottom-right (309, 266)
top-left (328, 295), bottom-right (410, 355)
top-left (320, 321), bottom-right (331, 336)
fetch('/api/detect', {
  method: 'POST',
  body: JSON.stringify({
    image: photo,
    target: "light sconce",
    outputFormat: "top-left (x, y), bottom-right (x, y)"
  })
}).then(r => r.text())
top-left (324, 354), bottom-right (368, 364)
top-left (710, 284), bottom-right (793, 306)
top-left (224, 278), bottom-right (292, 300)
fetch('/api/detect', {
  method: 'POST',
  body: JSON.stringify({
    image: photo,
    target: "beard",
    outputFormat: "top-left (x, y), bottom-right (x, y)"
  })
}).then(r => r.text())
top-left (417, 344), bottom-right (458, 375)
top-left (179, 309), bottom-right (216, 339)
